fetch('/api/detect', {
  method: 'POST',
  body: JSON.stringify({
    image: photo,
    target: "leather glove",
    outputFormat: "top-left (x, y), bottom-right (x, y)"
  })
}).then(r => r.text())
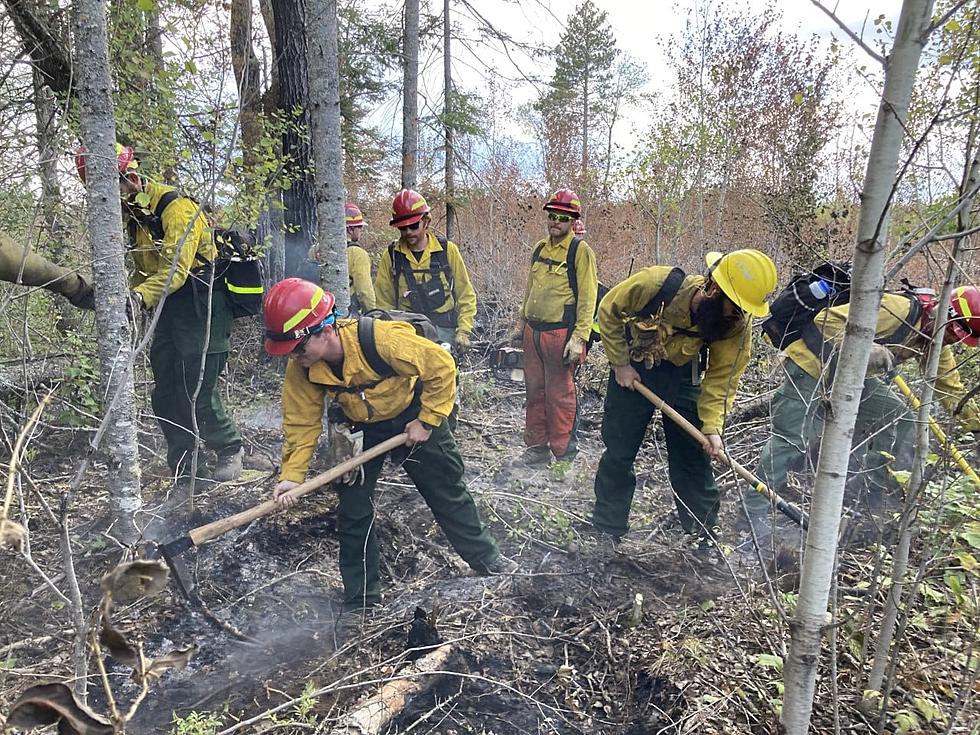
top-left (509, 320), bottom-right (526, 348)
top-left (63, 274), bottom-right (95, 310)
top-left (562, 334), bottom-right (586, 366)
top-left (326, 421), bottom-right (364, 485)
top-left (865, 344), bottom-right (895, 377)
top-left (454, 331), bottom-right (471, 354)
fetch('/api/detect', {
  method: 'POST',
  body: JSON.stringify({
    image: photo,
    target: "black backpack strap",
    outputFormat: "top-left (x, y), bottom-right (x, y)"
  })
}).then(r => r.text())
top-left (637, 267), bottom-right (686, 319)
top-left (566, 236), bottom-right (581, 303)
top-left (880, 293), bottom-right (923, 347)
top-left (154, 190), bottom-right (181, 219)
top-left (357, 316), bottom-right (395, 378)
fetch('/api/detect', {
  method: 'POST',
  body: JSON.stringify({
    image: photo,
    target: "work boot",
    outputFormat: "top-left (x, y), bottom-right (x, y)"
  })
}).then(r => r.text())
top-left (475, 554), bottom-right (519, 575)
top-left (515, 445), bottom-right (551, 467)
top-left (211, 448), bottom-right (244, 483)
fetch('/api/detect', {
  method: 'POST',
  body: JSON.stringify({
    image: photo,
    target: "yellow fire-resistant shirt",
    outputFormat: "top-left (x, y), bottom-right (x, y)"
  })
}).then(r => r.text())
top-left (374, 232), bottom-right (477, 335)
top-left (598, 266), bottom-right (752, 435)
top-left (519, 231), bottom-right (598, 342)
top-left (784, 292), bottom-right (968, 411)
top-left (128, 181), bottom-right (216, 308)
top-left (348, 244), bottom-right (376, 311)
top-left (279, 319), bottom-right (456, 482)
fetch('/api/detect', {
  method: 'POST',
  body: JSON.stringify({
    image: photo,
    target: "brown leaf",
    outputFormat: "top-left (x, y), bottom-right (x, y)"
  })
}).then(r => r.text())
top-left (0, 518), bottom-right (26, 552)
top-left (7, 682), bottom-right (113, 734)
top-left (100, 559), bottom-right (169, 604)
top-left (99, 618), bottom-right (139, 668)
top-left (136, 644), bottom-right (197, 685)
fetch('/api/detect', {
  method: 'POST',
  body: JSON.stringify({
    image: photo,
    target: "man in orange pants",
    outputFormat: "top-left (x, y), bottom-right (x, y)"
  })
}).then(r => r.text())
top-left (509, 189), bottom-right (598, 464)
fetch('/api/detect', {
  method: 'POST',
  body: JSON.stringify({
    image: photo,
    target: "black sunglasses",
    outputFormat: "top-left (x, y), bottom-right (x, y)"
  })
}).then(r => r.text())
top-left (397, 221), bottom-right (422, 232)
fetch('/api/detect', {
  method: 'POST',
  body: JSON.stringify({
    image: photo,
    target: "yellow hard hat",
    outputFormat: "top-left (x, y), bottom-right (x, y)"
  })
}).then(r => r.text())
top-left (705, 249), bottom-right (777, 317)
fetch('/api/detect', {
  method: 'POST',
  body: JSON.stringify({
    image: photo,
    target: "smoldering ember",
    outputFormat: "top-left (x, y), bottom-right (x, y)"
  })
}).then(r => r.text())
top-left (2, 1), bottom-right (980, 734)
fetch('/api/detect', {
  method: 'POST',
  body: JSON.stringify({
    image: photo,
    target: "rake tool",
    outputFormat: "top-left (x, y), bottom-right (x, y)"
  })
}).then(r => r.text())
top-left (156, 433), bottom-right (409, 598)
top-left (632, 380), bottom-right (809, 528)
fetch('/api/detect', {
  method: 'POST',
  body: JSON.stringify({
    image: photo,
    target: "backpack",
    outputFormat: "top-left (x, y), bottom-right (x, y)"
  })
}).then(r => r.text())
top-left (131, 190), bottom-right (264, 318)
top-left (388, 237), bottom-right (457, 328)
top-left (357, 309), bottom-right (443, 378)
top-left (761, 260), bottom-right (922, 360)
top-left (531, 236), bottom-right (607, 347)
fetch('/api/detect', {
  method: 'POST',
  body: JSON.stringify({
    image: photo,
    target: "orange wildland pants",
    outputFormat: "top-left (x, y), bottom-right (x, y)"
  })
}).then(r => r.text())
top-left (522, 324), bottom-right (584, 458)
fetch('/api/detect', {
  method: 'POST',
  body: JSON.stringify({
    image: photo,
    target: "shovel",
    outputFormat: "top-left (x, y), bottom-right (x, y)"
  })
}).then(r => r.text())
top-left (157, 432), bottom-right (409, 598)
top-left (632, 380), bottom-right (809, 528)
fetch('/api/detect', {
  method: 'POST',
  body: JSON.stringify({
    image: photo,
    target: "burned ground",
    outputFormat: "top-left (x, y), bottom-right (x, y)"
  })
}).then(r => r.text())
top-left (1, 347), bottom-right (977, 734)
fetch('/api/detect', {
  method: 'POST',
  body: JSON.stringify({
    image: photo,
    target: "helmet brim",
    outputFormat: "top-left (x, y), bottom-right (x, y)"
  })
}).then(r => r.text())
top-left (390, 212), bottom-right (425, 227)
top-left (544, 204), bottom-right (581, 215)
top-left (264, 336), bottom-right (300, 356)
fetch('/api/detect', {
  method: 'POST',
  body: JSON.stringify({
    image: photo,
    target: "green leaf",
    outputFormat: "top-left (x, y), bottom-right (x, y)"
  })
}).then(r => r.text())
top-left (913, 697), bottom-right (943, 724)
top-left (792, 92), bottom-right (804, 106)
top-left (754, 653), bottom-right (783, 671)
top-left (944, 19), bottom-right (961, 32)
top-left (1, 656), bottom-right (15, 669)
top-left (893, 710), bottom-right (919, 734)
top-left (136, 0), bottom-right (155, 11)
top-left (956, 552), bottom-right (978, 573)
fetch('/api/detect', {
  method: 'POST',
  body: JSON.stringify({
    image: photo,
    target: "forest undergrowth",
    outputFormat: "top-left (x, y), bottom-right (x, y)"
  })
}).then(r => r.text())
top-left (1, 323), bottom-right (979, 734)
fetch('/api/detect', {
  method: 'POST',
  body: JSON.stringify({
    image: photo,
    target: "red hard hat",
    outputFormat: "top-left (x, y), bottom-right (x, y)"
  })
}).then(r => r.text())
top-left (949, 286), bottom-right (980, 346)
top-left (390, 189), bottom-right (430, 227)
top-left (263, 278), bottom-right (337, 356)
top-left (345, 202), bottom-right (365, 227)
top-left (543, 188), bottom-right (581, 215)
top-left (75, 143), bottom-right (137, 183)
top-left (572, 219), bottom-right (586, 235)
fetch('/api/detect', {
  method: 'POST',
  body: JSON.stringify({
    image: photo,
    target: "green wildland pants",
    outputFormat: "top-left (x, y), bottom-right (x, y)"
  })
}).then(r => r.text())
top-left (337, 409), bottom-right (499, 610)
top-left (593, 360), bottom-right (719, 537)
top-left (744, 361), bottom-right (913, 517)
top-left (149, 280), bottom-right (241, 475)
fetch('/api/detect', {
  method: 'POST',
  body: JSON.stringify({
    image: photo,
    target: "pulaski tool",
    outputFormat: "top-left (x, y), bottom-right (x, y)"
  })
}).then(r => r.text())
top-left (632, 380), bottom-right (809, 528)
top-left (157, 433), bottom-right (409, 598)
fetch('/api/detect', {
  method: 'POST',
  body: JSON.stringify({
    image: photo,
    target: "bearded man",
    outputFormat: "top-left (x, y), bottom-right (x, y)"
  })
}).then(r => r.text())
top-left (589, 251), bottom-right (777, 549)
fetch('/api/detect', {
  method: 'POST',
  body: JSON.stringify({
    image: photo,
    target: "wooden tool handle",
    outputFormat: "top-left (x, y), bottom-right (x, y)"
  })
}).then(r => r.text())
top-left (632, 380), bottom-right (809, 528)
top-left (188, 433), bottom-right (409, 546)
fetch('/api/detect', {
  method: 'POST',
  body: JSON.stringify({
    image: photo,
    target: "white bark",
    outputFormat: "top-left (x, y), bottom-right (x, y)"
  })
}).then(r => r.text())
top-left (401, 0), bottom-right (419, 189)
top-left (780, 1), bottom-right (935, 731)
top-left (72, 0), bottom-right (142, 543)
top-left (306, 0), bottom-right (348, 302)
top-left (443, 0), bottom-right (455, 239)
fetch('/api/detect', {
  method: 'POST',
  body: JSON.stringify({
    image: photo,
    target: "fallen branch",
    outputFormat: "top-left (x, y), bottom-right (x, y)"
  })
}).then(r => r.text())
top-left (329, 644), bottom-right (454, 735)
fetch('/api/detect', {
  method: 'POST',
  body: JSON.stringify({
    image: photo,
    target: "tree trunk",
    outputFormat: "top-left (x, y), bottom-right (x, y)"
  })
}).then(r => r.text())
top-left (271, 0), bottom-right (318, 278)
top-left (581, 72), bottom-right (589, 191)
top-left (401, 0), bottom-right (419, 189)
top-left (71, 0), bottom-right (142, 543)
top-left (3, 0), bottom-right (73, 103)
top-left (443, 0), bottom-right (455, 239)
top-left (231, 0), bottom-right (264, 209)
top-left (257, 0), bottom-right (285, 285)
top-left (780, 2), bottom-right (935, 732)
top-left (306, 0), bottom-right (348, 302)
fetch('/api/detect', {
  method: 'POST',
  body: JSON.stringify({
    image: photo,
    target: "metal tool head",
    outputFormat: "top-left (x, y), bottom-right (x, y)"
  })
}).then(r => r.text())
top-left (149, 536), bottom-right (196, 600)
top-left (492, 347), bottom-right (524, 382)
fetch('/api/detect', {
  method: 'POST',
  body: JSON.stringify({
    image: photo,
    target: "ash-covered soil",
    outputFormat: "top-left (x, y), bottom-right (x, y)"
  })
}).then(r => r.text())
top-left (0, 348), bottom-right (937, 735)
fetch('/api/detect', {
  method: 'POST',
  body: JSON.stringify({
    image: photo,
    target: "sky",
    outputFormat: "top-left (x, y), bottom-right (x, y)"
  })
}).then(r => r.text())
top-left (395, 0), bottom-right (907, 150)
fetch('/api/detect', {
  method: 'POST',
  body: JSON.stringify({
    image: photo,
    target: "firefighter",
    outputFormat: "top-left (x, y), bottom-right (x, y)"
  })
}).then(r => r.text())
top-left (744, 285), bottom-right (980, 539)
top-left (264, 278), bottom-right (514, 610)
top-left (75, 144), bottom-right (242, 483)
top-left (0, 232), bottom-right (94, 309)
top-left (344, 202), bottom-right (376, 314)
top-left (590, 250), bottom-right (777, 549)
top-left (509, 188), bottom-right (598, 465)
top-left (374, 189), bottom-right (476, 352)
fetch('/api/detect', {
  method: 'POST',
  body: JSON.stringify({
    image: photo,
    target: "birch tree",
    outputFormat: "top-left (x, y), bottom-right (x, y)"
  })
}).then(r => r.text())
top-left (401, 0), bottom-right (419, 189)
top-left (307, 0), bottom-right (349, 302)
top-left (781, 1), bottom-right (936, 731)
top-left (443, 0), bottom-right (456, 239)
top-left (72, 0), bottom-right (142, 543)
